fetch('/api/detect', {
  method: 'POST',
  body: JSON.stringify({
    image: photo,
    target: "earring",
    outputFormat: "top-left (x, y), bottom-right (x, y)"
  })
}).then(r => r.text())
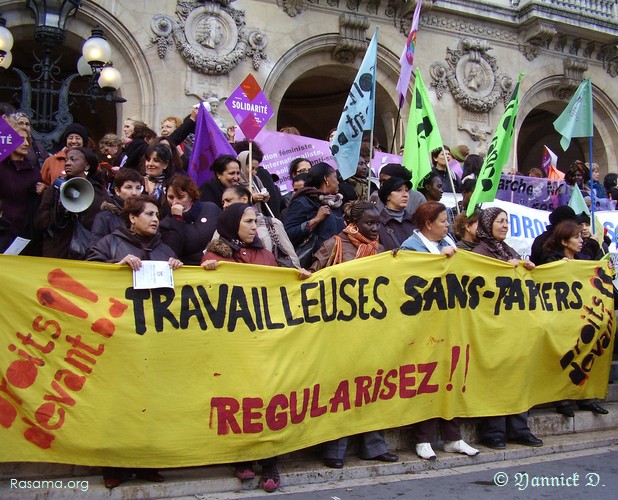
top-left (326, 181), bottom-right (330, 187)
top-left (348, 224), bottom-right (359, 234)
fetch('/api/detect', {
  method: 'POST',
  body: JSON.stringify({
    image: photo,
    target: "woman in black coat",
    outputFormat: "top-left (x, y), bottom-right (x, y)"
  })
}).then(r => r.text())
top-left (199, 154), bottom-right (241, 209)
top-left (87, 195), bottom-right (182, 269)
top-left (377, 177), bottom-right (415, 250)
top-left (160, 174), bottom-right (221, 265)
top-left (283, 162), bottom-right (345, 268)
top-left (87, 195), bottom-right (181, 489)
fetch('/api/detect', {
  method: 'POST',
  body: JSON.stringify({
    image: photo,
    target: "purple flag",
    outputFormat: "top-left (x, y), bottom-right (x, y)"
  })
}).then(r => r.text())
top-left (188, 103), bottom-right (237, 187)
top-left (395, 0), bottom-right (422, 108)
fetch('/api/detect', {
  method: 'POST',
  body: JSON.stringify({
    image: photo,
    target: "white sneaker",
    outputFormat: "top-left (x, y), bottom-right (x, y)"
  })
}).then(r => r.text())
top-left (415, 442), bottom-right (436, 460)
top-left (444, 439), bottom-right (480, 456)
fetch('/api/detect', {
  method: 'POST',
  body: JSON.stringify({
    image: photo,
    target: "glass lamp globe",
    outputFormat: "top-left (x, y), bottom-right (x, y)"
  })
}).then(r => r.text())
top-left (98, 66), bottom-right (122, 91)
top-left (0, 50), bottom-right (12, 69)
top-left (76, 56), bottom-right (93, 76)
top-left (82, 35), bottom-right (111, 65)
top-left (0, 24), bottom-right (13, 53)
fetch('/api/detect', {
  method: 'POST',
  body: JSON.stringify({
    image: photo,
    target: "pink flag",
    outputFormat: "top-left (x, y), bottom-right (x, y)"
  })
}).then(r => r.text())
top-left (188, 103), bottom-right (237, 187)
top-left (395, 1), bottom-right (422, 108)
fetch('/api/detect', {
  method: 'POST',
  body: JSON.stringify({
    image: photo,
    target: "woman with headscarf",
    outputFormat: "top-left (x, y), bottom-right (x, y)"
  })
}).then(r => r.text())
top-left (562, 161), bottom-right (591, 197)
top-left (218, 185), bottom-right (301, 268)
top-left (472, 207), bottom-right (543, 450)
top-left (284, 162), bottom-right (345, 268)
top-left (35, 147), bottom-right (109, 259)
top-left (400, 201), bottom-right (479, 460)
top-left (310, 200), bottom-right (399, 468)
top-left (201, 203), bottom-right (309, 493)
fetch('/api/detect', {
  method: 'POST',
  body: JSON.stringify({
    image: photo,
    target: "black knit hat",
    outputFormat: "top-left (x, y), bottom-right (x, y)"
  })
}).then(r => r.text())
top-left (379, 163), bottom-right (412, 182)
top-left (548, 205), bottom-right (576, 226)
top-left (62, 123), bottom-right (89, 145)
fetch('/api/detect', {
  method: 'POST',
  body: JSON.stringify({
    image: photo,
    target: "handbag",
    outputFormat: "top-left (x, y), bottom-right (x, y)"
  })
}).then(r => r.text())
top-left (264, 217), bottom-right (295, 268)
top-left (295, 231), bottom-right (318, 269)
top-left (68, 218), bottom-right (91, 260)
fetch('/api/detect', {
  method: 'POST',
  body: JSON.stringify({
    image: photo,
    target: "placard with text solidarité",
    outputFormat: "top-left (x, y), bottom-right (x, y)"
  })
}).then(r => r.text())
top-left (0, 116), bottom-right (24, 162)
top-left (225, 74), bottom-right (274, 141)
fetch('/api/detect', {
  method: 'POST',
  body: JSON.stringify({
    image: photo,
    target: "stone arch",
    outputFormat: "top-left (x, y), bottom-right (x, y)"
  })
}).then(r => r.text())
top-left (264, 34), bottom-right (404, 151)
top-left (517, 76), bottom-right (618, 175)
top-left (0, 1), bottom-right (156, 141)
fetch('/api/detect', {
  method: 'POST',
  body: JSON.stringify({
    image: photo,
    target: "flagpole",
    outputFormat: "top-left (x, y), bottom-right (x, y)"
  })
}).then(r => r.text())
top-left (367, 27), bottom-right (379, 201)
top-left (589, 136), bottom-right (595, 234)
top-left (390, 106), bottom-right (402, 154)
top-left (248, 141), bottom-right (253, 195)
top-left (441, 146), bottom-right (460, 214)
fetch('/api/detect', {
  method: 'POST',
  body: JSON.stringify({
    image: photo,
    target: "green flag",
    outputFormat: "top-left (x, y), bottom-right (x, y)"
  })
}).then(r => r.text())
top-left (553, 79), bottom-right (593, 151)
top-left (402, 69), bottom-right (443, 189)
top-left (568, 184), bottom-right (590, 216)
top-left (467, 73), bottom-right (523, 216)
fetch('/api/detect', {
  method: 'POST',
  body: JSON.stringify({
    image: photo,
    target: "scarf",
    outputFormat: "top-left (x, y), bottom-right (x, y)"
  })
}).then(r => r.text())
top-left (476, 207), bottom-right (516, 261)
top-left (215, 202), bottom-right (263, 251)
top-left (146, 174), bottom-right (166, 200)
top-left (293, 187), bottom-right (343, 208)
top-left (329, 224), bottom-right (379, 266)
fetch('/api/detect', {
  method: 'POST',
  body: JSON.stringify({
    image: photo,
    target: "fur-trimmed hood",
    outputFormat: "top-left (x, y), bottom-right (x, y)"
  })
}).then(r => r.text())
top-left (205, 238), bottom-right (234, 258)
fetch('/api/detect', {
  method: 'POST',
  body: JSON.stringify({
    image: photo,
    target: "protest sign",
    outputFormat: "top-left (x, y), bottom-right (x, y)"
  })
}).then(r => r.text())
top-left (0, 253), bottom-right (613, 466)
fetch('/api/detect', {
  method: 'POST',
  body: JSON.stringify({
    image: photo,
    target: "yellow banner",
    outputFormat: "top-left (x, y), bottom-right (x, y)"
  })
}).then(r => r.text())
top-left (0, 252), bottom-right (614, 467)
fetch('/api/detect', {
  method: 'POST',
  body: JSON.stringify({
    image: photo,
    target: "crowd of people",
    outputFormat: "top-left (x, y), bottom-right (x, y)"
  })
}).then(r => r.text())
top-left (0, 104), bottom-right (612, 492)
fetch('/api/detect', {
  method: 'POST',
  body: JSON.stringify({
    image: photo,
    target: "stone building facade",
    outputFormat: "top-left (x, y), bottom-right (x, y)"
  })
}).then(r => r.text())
top-left (2, 0), bottom-right (617, 173)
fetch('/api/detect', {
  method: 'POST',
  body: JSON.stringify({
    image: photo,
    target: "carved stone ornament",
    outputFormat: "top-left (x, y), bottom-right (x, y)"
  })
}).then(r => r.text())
top-left (429, 38), bottom-right (513, 113)
top-left (332, 13), bottom-right (370, 64)
top-left (276, 0), bottom-right (307, 17)
top-left (553, 57), bottom-right (589, 99)
top-left (518, 21), bottom-right (556, 61)
top-left (149, 0), bottom-right (268, 75)
top-left (597, 42), bottom-right (618, 78)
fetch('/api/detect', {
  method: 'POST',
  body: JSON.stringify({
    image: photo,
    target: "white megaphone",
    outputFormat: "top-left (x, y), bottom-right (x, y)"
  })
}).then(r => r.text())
top-left (58, 177), bottom-right (95, 213)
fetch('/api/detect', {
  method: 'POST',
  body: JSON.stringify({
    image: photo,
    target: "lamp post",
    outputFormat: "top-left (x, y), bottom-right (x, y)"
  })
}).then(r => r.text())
top-left (0, 1), bottom-right (125, 152)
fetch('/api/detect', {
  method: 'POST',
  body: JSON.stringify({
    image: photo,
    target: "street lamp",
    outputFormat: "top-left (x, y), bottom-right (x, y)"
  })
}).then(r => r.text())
top-left (0, 2), bottom-right (125, 151)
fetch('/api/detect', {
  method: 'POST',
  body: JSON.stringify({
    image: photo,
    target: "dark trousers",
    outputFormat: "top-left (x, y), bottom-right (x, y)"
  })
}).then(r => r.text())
top-left (323, 431), bottom-right (388, 460)
top-left (413, 418), bottom-right (462, 443)
top-left (480, 412), bottom-right (531, 440)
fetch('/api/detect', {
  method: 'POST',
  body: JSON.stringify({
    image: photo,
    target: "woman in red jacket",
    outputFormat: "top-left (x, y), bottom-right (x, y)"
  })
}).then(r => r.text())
top-left (201, 202), bottom-right (292, 493)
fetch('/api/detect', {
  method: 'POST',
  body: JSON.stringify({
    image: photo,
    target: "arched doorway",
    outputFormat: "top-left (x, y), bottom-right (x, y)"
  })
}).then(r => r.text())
top-left (517, 78), bottom-right (617, 176)
top-left (265, 35), bottom-right (402, 154)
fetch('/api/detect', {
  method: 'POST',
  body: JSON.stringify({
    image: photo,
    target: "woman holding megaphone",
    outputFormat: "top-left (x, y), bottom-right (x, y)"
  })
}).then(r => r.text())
top-left (35, 147), bottom-right (109, 259)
